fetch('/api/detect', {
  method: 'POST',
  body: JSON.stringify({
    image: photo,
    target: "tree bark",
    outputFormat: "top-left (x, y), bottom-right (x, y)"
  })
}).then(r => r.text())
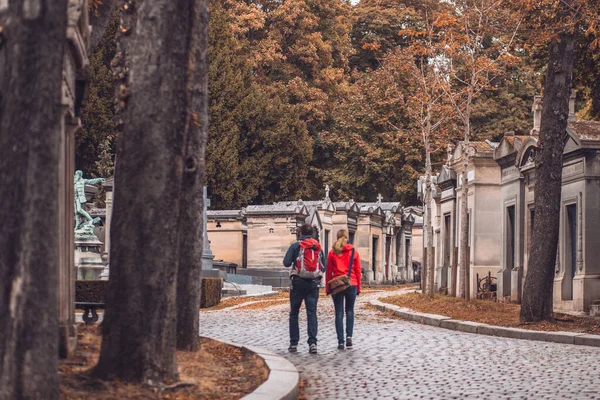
top-left (459, 86), bottom-right (473, 300)
top-left (89, 0), bottom-right (117, 51)
top-left (424, 120), bottom-right (435, 296)
top-left (0, 1), bottom-right (68, 399)
top-left (93, 0), bottom-right (205, 383)
top-left (460, 165), bottom-right (469, 300)
top-left (176, 0), bottom-right (208, 352)
top-left (520, 27), bottom-right (575, 323)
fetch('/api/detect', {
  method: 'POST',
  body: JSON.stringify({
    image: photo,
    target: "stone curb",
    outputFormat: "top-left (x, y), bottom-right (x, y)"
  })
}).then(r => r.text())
top-left (370, 299), bottom-right (600, 348)
top-left (207, 337), bottom-right (299, 400)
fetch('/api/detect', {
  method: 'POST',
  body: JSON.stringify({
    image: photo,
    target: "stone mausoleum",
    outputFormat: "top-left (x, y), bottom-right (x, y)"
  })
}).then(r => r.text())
top-left (206, 190), bottom-right (417, 286)
top-left (419, 92), bottom-right (600, 314)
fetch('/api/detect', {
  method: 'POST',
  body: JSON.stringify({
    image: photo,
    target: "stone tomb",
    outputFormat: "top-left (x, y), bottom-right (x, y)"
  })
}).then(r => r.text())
top-left (207, 195), bottom-right (416, 286)
top-left (419, 140), bottom-right (503, 298)
top-left (494, 93), bottom-right (600, 313)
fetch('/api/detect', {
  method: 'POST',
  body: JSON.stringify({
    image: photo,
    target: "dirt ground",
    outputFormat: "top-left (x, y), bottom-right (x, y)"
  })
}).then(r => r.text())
top-left (59, 325), bottom-right (269, 400)
top-left (382, 292), bottom-right (600, 334)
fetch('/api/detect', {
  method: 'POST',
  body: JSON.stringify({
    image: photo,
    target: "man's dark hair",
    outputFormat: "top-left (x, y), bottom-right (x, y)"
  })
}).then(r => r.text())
top-left (299, 224), bottom-right (313, 236)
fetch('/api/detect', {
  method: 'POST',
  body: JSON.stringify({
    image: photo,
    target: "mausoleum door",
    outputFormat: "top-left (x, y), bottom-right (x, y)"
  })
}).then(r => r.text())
top-left (385, 236), bottom-right (391, 280)
top-left (372, 236), bottom-right (379, 278)
top-left (564, 204), bottom-right (577, 300)
top-left (443, 215), bottom-right (451, 289)
top-left (242, 233), bottom-right (248, 268)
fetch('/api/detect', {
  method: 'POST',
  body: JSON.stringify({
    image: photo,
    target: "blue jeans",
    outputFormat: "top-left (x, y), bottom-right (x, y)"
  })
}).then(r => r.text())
top-left (289, 277), bottom-right (320, 345)
top-left (332, 285), bottom-right (358, 344)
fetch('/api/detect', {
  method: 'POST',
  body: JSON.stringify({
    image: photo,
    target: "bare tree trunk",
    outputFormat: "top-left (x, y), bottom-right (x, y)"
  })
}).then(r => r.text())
top-left (424, 126), bottom-right (435, 296)
top-left (460, 165), bottom-right (469, 300)
top-left (458, 165), bottom-right (470, 299)
top-left (93, 0), bottom-right (204, 383)
top-left (0, 1), bottom-right (67, 399)
top-left (459, 94), bottom-right (472, 300)
top-left (176, 0), bottom-right (208, 352)
top-left (520, 27), bottom-right (575, 323)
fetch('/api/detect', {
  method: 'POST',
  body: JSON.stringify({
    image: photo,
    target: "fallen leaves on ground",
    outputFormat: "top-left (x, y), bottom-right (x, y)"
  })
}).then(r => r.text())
top-left (203, 290), bottom-right (289, 311)
top-left (382, 293), bottom-right (600, 334)
top-left (59, 325), bottom-right (269, 399)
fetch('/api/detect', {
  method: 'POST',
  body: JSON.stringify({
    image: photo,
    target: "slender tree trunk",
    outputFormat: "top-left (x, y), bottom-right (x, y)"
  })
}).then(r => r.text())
top-left (0, 1), bottom-right (67, 399)
top-left (520, 27), bottom-right (575, 323)
top-left (93, 0), bottom-right (203, 383)
top-left (459, 93), bottom-right (472, 300)
top-left (424, 172), bottom-right (434, 296)
top-left (424, 120), bottom-right (435, 297)
top-left (459, 165), bottom-right (469, 299)
top-left (176, 0), bottom-right (208, 352)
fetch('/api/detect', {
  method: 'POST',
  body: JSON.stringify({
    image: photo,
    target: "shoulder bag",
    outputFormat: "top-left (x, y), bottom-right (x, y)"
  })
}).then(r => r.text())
top-left (327, 248), bottom-right (355, 295)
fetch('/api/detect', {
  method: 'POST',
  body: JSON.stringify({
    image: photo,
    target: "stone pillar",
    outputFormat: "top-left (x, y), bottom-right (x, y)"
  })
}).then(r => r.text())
top-left (100, 179), bottom-right (113, 280)
top-left (58, 116), bottom-right (78, 358)
top-left (202, 186), bottom-right (215, 270)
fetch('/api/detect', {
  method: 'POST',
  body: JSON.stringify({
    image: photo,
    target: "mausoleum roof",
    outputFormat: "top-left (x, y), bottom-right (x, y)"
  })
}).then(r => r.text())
top-left (569, 120), bottom-right (600, 140)
top-left (357, 204), bottom-right (385, 216)
top-left (471, 141), bottom-right (495, 154)
top-left (245, 204), bottom-right (309, 216)
top-left (333, 201), bottom-right (360, 213)
top-left (275, 199), bottom-right (336, 212)
top-left (357, 202), bottom-right (402, 213)
top-left (208, 210), bottom-right (244, 219)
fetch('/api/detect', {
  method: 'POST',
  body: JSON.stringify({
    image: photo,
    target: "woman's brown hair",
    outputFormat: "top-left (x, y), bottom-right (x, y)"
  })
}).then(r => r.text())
top-left (333, 229), bottom-right (349, 255)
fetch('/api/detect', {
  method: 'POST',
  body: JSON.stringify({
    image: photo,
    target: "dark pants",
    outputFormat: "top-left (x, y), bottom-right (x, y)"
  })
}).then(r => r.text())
top-left (289, 276), bottom-right (320, 346)
top-left (332, 285), bottom-right (358, 344)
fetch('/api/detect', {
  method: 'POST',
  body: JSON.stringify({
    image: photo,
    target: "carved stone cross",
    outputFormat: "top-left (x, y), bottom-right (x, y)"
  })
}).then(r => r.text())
top-left (377, 193), bottom-right (383, 204)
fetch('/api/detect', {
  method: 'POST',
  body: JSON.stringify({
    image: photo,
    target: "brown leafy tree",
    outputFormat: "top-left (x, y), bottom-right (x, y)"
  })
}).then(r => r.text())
top-left (440, 0), bottom-right (523, 299)
top-left (0, 1), bottom-right (68, 399)
top-left (93, 0), bottom-right (208, 382)
top-left (395, 13), bottom-right (456, 296)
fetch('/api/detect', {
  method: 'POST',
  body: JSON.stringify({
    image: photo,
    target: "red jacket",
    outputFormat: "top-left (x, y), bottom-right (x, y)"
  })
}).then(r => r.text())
top-left (326, 244), bottom-right (361, 294)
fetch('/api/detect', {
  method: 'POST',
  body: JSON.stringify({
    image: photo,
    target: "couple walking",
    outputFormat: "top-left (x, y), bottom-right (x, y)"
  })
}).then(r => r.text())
top-left (283, 224), bottom-right (362, 354)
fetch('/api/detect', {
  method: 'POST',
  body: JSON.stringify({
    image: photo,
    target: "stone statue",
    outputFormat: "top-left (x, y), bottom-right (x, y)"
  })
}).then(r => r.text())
top-left (446, 144), bottom-right (454, 166)
top-left (67, 0), bottom-right (84, 26)
top-left (74, 170), bottom-right (105, 235)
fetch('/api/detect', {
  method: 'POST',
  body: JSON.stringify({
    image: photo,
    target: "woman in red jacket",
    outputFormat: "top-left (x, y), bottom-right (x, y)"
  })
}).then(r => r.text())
top-left (326, 229), bottom-right (362, 350)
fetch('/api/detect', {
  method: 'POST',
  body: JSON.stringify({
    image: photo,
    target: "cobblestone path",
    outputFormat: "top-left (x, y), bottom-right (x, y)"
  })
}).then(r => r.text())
top-left (200, 288), bottom-right (600, 400)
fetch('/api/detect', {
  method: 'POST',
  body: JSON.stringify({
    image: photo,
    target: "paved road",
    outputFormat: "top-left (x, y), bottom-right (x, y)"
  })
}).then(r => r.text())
top-left (200, 289), bottom-right (600, 400)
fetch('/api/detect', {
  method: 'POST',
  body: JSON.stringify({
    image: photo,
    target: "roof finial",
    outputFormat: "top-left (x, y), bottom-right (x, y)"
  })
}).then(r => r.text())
top-left (531, 95), bottom-right (542, 135)
top-left (325, 184), bottom-right (330, 201)
top-left (377, 193), bottom-right (383, 204)
top-left (569, 89), bottom-right (577, 122)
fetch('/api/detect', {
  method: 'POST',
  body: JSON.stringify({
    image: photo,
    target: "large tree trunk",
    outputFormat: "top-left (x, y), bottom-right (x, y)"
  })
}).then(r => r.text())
top-left (93, 0), bottom-right (205, 383)
top-left (520, 28), bottom-right (575, 323)
top-left (176, 0), bottom-right (208, 352)
top-left (0, 1), bottom-right (68, 399)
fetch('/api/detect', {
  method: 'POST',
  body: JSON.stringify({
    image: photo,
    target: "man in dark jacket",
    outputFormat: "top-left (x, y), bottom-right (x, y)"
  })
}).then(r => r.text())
top-left (283, 224), bottom-right (326, 354)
